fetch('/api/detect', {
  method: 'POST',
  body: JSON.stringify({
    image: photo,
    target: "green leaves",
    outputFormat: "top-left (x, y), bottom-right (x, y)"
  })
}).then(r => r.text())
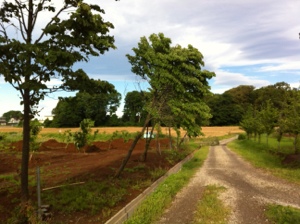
top-left (0, 0), bottom-right (115, 116)
top-left (127, 33), bottom-right (215, 139)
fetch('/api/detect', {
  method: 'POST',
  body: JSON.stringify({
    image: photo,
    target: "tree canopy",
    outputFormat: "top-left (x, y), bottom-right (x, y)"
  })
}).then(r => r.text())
top-left (2, 110), bottom-right (23, 122)
top-left (126, 33), bottom-right (215, 138)
top-left (52, 80), bottom-right (121, 127)
top-left (115, 33), bottom-right (215, 177)
top-left (122, 90), bottom-right (148, 126)
top-left (0, 0), bottom-right (116, 212)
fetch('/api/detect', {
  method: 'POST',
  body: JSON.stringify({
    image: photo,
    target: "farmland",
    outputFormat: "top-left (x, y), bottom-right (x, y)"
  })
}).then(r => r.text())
top-left (0, 125), bottom-right (243, 136)
top-left (0, 126), bottom-right (242, 223)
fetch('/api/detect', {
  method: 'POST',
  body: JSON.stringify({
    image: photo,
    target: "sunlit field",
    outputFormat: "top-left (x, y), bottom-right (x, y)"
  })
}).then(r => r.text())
top-left (0, 126), bottom-right (243, 137)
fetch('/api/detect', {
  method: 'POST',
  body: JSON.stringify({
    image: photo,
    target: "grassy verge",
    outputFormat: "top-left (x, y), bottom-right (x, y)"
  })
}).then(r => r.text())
top-left (228, 139), bottom-right (300, 184)
top-left (193, 185), bottom-right (230, 224)
top-left (228, 137), bottom-right (300, 223)
top-left (265, 204), bottom-right (300, 224)
top-left (125, 146), bottom-right (209, 224)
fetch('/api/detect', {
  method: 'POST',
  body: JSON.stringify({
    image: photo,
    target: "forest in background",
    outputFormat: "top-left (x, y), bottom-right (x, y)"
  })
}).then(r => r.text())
top-left (3, 81), bottom-right (299, 128)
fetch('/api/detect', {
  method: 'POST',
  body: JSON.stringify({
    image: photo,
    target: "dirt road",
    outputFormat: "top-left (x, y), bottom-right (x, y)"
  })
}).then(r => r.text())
top-left (156, 138), bottom-right (300, 224)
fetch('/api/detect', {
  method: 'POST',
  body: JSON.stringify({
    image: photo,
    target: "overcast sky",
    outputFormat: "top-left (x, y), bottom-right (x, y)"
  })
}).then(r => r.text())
top-left (1, 0), bottom-right (300, 118)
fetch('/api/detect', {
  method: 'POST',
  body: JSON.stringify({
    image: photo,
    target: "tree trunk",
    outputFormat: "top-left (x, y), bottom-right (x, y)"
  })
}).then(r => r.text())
top-left (21, 0), bottom-right (33, 201)
top-left (140, 126), bottom-right (154, 162)
top-left (294, 134), bottom-right (299, 154)
top-left (20, 2), bottom-right (33, 218)
top-left (178, 132), bottom-right (188, 148)
top-left (168, 127), bottom-right (173, 149)
top-left (156, 134), bottom-right (161, 155)
top-left (20, 89), bottom-right (31, 222)
top-left (114, 114), bottom-right (151, 178)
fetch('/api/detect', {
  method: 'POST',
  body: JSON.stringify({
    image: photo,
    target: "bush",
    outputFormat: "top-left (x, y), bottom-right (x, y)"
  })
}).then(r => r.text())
top-left (238, 133), bottom-right (247, 140)
top-left (0, 133), bottom-right (6, 141)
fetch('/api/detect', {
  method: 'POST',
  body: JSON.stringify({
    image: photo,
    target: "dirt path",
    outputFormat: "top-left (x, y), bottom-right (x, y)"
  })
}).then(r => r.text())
top-left (156, 138), bottom-right (300, 224)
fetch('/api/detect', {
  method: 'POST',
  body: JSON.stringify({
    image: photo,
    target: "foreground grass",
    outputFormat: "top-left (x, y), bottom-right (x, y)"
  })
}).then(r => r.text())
top-left (228, 138), bottom-right (300, 184)
top-left (125, 146), bottom-right (209, 224)
top-left (265, 204), bottom-right (300, 224)
top-left (193, 185), bottom-right (230, 224)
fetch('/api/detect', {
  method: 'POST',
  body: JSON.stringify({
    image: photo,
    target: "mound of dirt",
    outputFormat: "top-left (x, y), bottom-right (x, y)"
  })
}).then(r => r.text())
top-left (1, 137), bottom-right (175, 223)
top-left (282, 154), bottom-right (300, 167)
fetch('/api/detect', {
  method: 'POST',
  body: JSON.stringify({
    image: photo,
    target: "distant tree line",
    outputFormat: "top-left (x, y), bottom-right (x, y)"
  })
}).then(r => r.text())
top-left (205, 82), bottom-right (299, 126)
top-left (4, 81), bottom-right (299, 132)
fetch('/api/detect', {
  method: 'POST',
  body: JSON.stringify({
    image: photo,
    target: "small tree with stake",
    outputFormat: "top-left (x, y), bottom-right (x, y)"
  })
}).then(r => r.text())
top-left (0, 0), bottom-right (116, 221)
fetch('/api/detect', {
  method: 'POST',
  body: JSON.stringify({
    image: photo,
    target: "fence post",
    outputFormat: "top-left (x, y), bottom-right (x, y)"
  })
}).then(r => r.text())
top-left (37, 166), bottom-right (42, 220)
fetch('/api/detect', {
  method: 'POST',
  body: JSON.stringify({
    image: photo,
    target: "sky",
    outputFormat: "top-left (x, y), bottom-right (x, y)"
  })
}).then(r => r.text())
top-left (0, 0), bottom-right (300, 119)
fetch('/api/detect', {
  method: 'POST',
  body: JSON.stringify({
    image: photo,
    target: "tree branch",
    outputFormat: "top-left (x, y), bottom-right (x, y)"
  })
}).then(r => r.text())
top-left (34, 4), bottom-right (70, 44)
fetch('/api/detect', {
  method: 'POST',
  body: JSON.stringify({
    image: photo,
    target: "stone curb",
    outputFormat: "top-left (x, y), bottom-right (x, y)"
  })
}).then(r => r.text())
top-left (105, 152), bottom-right (195, 224)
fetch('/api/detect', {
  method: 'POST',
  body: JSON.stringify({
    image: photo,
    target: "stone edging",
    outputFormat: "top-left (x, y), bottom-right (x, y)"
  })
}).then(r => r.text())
top-left (105, 152), bottom-right (196, 224)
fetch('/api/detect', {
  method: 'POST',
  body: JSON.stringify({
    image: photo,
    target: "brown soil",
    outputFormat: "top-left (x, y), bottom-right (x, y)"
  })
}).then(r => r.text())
top-left (0, 137), bottom-right (176, 223)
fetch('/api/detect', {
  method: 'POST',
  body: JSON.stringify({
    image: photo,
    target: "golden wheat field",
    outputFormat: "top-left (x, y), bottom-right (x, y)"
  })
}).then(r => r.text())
top-left (0, 126), bottom-right (243, 137)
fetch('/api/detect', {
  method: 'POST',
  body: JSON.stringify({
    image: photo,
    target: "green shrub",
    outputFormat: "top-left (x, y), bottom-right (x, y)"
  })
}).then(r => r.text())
top-left (0, 133), bottom-right (6, 141)
top-left (238, 133), bottom-right (247, 140)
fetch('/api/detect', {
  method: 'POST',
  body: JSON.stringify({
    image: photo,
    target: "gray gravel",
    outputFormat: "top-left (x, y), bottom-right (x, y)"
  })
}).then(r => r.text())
top-left (156, 137), bottom-right (300, 224)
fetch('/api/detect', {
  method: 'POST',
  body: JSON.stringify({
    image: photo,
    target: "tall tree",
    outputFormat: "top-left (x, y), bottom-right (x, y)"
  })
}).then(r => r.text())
top-left (115, 33), bottom-right (214, 177)
top-left (0, 0), bottom-right (115, 216)
top-left (254, 82), bottom-right (291, 110)
top-left (259, 100), bottom-right (278, 145)
top-left (280, 89), bottom-right (300, 154)
top-left (52, 81), bottom-right (121, 127)
top-left (122, 90), bottom-right (147, 125)
top-left (206, 93), bottom-right (243, 126)
top-left (240, 110), bottom-right (256, 139)
top-left (2, 110), bottom-right (23, 122)
top-left (225, 85), bottom-right (255, 105)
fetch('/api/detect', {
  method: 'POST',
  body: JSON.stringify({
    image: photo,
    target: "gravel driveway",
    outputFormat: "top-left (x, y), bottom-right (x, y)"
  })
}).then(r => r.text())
top-left (156, 137), bottom-right (300, 224)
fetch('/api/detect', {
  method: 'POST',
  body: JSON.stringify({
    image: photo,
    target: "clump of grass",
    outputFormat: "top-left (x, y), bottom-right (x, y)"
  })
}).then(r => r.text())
top-left (149, 167), bottom-right (167, 180)
top-left (131, 179), bottom-right (152, 190)
top-left (265, 204), bottom-right (300, 224)
top-left (193, 185), bottom-right (230, 224)
top-left (0, 132), bottom-right (22, 146)
top-left (163, 148), bottom-right (191, 165)
top-left (124, 164), bottom-right (146, 173)
top-left (125, 146), bottom-right (209, 224)
top-left (43, 180), bottom-right (127, 215)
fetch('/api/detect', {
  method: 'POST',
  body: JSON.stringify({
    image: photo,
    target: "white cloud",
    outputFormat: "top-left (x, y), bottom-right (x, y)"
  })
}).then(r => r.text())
top-left (259, 62), bottom-right (300, 72)
top-left (1, 0), bottom-right (300, 116)
top-left (212, 70), bottom-right (270, 92)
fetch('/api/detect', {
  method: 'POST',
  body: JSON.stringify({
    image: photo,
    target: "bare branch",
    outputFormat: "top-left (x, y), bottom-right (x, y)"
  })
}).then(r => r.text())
top-left (0, 22), bottom-right (8, 39)
top-left (15, 0), bottom-right (28, 41)
top-left (32, 0), bottom-right (47, 28)
top-left (35, 4), bottom-right (71, 44)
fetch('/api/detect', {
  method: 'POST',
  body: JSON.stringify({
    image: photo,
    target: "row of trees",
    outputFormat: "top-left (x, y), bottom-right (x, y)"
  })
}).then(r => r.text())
top-left (45, 81), bottom-right (300, 128)
top-left (239, 85), bottom-right (300, 154)
top-left (205, 82), bottom-right (299, 126)
top-left (4, 82), bottom-right (299, 130)
top-left (4, 82), bottom-right (300, 130)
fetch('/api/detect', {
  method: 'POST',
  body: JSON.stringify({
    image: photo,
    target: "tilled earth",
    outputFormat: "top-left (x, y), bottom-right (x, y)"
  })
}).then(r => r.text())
top-left (0, 137), bottom-right (175, 223)
top-left (157, 137), bottom-right (300, 224)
